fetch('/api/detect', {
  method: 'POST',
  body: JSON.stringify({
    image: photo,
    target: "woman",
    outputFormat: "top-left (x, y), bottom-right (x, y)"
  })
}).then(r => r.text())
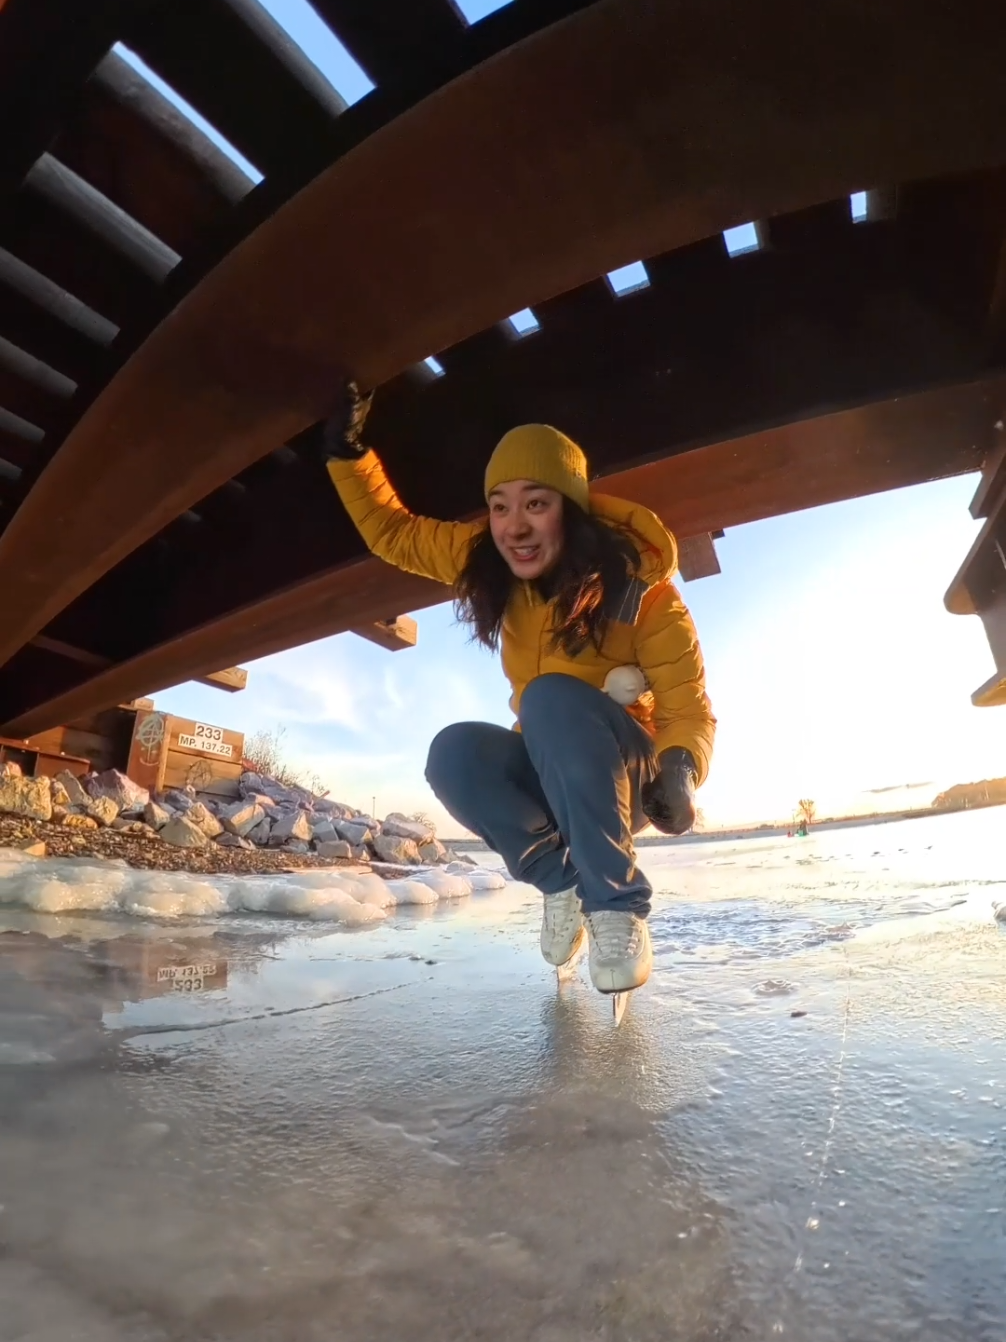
top-left (324, 384), bottom-right (715, 994)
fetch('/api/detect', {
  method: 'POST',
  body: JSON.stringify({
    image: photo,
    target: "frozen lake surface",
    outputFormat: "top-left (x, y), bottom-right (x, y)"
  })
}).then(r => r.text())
top-left (1, 808), bottom-right (1004, 1340)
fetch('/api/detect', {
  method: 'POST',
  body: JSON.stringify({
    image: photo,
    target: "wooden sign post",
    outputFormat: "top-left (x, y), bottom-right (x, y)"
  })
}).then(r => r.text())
top-left (127, 711), bottom-right (245, 797)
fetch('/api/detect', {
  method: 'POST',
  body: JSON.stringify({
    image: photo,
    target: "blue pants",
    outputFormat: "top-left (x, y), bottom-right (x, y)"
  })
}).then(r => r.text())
top-left (425, 673), bottom-right (659, 916)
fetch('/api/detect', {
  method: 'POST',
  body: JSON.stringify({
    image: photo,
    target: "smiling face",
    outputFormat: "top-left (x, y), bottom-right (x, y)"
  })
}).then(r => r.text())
top-left (487, 479), bottom-right (566, 580)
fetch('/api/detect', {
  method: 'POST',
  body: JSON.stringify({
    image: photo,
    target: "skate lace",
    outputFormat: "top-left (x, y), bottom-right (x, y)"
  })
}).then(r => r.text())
top-left (587, 910), bottom-right (642, 959)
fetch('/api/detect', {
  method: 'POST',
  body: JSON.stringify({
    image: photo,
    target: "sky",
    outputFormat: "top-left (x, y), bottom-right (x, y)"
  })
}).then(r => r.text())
top-left (114, 0), bottom-right (1006, 835)
top-left (156, 472), bottom-right (1006, 836)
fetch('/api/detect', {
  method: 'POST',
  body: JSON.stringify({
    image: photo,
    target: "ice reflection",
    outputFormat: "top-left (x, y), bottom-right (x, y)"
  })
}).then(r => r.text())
top-left (0, 809), bottom-right (1004, 1338)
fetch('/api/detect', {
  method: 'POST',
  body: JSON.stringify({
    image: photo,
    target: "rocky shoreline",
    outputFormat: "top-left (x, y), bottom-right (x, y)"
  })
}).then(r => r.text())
top-left (0, 765), bottom-right (469, 876)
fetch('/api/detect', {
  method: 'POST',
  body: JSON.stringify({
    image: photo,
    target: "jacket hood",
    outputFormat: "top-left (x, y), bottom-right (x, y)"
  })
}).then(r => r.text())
top-left (589, 492), bottom-right (678, 588)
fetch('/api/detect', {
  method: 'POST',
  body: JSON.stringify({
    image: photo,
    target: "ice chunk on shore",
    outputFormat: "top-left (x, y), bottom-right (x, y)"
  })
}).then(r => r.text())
top-left (409, 869), bottom-right (474, 900)
top-left (226, 878), bottom-right (386, 924)
top-left (459, 868), bottom-right (507, 891)
top-left (122, 873), bottom-right (227, 919)
top-left (384, 878), bottom-right (440, 907)
top-left (444, 861), bottom-right (507, 889)
top-left (0, 846), bottom-right (509, 925)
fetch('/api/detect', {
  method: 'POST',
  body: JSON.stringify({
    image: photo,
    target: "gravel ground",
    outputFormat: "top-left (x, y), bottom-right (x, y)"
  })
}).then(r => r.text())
top-left (0, 814), bottom-right (367, 875)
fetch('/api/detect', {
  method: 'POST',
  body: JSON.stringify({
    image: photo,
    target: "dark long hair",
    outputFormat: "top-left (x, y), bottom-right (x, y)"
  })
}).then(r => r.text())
top-left (454, 497), bottom-right (641, 657)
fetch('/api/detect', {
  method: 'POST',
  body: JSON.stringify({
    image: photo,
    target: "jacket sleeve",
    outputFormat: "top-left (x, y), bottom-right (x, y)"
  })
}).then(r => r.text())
top-left (634, 580), bottom-right (716, 785)
top-left (327, 450), bottom-right (482, 587)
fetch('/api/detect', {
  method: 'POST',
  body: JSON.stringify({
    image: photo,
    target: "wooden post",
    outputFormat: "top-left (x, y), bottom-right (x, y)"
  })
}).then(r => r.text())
top-left (677, 533), bottom-right (722, 582)
top-left (126, 711), bottom-right (245, 796)
top-left (126, 709), bottom-right (170, 794)
top-left (194, 667), bottom-right (248, 692)
top-left (352, 616), bottom-right (418, 651)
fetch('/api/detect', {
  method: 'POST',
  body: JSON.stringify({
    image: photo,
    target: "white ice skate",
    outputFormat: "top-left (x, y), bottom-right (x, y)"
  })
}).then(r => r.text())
top-left (585, 910), bottom-right (653, 1023)
top-left (540, 888), bottom-right (586, 978)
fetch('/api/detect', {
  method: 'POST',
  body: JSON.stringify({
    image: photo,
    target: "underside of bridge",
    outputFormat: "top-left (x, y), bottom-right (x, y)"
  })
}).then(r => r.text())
top-left (2, 0), bottom-right (1006, 733)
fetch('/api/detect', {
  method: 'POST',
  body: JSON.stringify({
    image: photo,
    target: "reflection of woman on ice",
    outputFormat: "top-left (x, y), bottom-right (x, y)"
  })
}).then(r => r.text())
top-left (325, 385), bottom-right (715, 996)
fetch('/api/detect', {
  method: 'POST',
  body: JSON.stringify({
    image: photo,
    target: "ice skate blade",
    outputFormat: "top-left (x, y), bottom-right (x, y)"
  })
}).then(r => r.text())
top-left (610, 990), bottom-right (629, 1025)
top-left (555, 940), bottom-right (584, 983)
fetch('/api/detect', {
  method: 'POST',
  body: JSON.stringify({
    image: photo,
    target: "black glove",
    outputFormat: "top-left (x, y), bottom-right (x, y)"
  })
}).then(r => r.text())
top-left (641, 747), bottom-right (697, 835)
top-left (322, 379), bottom-right (374, 460)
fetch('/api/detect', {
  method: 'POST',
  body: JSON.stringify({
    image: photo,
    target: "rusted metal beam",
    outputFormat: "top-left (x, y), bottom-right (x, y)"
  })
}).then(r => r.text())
top-left (0, 0), bottom-right (131, 196)
top-left (968, 435), bottom-right (1006, 519)
top-left (0, 424), bottom-right (41, 470)
top-left (30, 632), bottom-right (250, 693)
top-left (2, 378), bottom-right (995, 737)
top-left (0, 190), bottom-right (159, 330)
top-left (2, 566), bottom-right (447, 736)
top-left (314, 0), bottom-right (466, 89)
top-left (0, 280), bottom-right (106, 385)
top-left (1, 0), bottom-right (1006, 676)
top-left (604, 379), bottom-right (999, 539)
top-left (29, 634), bottom-right (111, 669)
top-left (119, 0), bottom-right (346, 182)
top-left (26, 170), bottom-right (1005, 670)
top-left (49, 54), bottom-right (252, 258)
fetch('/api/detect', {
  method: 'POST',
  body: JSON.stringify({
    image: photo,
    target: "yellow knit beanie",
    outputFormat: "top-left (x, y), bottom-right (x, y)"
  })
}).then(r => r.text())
top-left (484, 424), bottom-right (589, 512)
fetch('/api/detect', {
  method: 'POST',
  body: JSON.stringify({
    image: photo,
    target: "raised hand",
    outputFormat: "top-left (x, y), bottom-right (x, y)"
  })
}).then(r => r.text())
top-left (322, 380), bottom-right (374, 460)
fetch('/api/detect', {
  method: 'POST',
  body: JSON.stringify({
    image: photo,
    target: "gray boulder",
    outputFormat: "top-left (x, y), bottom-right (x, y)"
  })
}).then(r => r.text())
top-left (144, 801), bottom-right (173, 831)
top-left (310, 819), bottom-right (338, 843)
top-left (313, 798), bottom-right (353, 818)
top-left (247, 817), bottom-right (272, 846)
top-left (55, 770), bottom-right (89, 808)
top-left (419, 838), bottom-right (448, 865)
top-left (0, 774), bottom-right (52, 822)
top-left (269, 811), bottom-right (312, 846)
top-left (316, 838), bottom-right (352, 860)
top-left (83, 795), bottom-right (119, 827)
top-left (444, 850), bottom-right (477, 867)
top-left (372, 834), bottom-right (422, 865)
top-left (238, 770), bottom-right (266, 797)
top-left (216, 833), bottom-right (254, 850)
top-left (350, 844), bottom-right (370, 862)
top-left (85, 768), bottom-right (149, 814)
top-left (221, 799), bottom-right (265, 837)
top-left (240, 771), bottom-right (315, 810)
top-left (186, 802), bottom-right (224, 838)
top-left (161, 815), bottom-right (209, 849)
top-left (283, 839), bottom-right (311, 854)
top-left (162, 788), bottom-right (195, 812)
top-left (382, 815), bottom-right (434, 844)
top-left (334, 819), bottom-right (373, 847)
top-left (245, 792), bottom-right (278, 811)
top-left (113, 819), bottom-right (159, 837)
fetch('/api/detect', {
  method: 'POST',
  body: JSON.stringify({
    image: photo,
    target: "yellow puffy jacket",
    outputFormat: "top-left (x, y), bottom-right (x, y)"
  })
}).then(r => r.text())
top-left (328, 452), bottom-right (716, 784)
